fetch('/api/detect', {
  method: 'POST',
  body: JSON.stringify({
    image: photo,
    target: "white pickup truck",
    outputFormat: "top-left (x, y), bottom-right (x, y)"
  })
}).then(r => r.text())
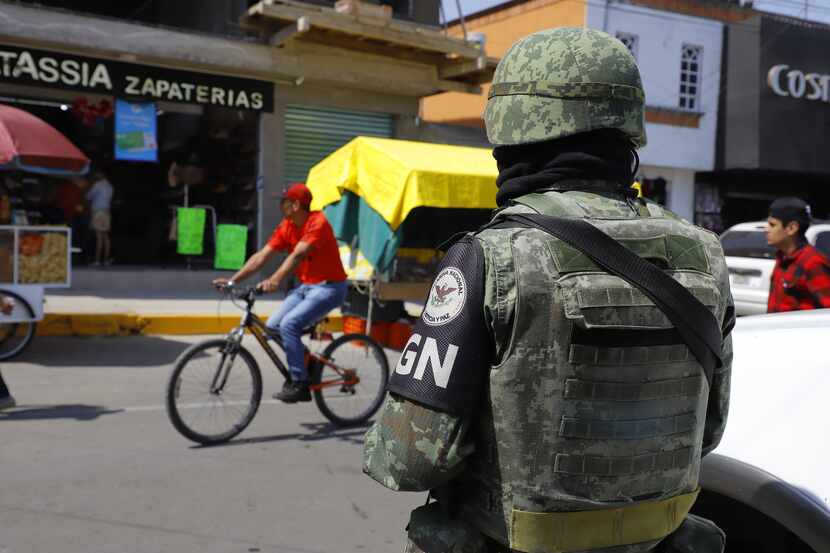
top-left (692, 310), bottom-right (830, 552)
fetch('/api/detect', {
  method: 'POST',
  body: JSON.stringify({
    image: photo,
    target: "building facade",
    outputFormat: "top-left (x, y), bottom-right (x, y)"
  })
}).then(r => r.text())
top-left (423, 0), bottom-right (754, 222)
top-left (0, 0), bottom-right (486, 266)
top-left (701, 14), bottom-right (830, 232)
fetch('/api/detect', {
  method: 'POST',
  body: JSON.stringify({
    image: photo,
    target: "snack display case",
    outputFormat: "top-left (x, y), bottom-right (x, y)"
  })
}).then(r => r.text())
top-left (0, 225), bottom-right (72, 322)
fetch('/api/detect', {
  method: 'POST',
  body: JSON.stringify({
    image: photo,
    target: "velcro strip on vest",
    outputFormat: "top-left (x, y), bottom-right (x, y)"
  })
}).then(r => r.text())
top-left (488, 81), bottom-right (645, 101)
top-left (553, 447), bottom-right (693, 476)
top-left (577, 287), bottom-right (718, 309)
top-left (510, 489), bottom-right (699, 553)
top-left (563, 376), bottom-right (703, 401)
top-left (569, 343), bottom-right (692, 366)
top-left (559, 412), bottom-right (697, 439)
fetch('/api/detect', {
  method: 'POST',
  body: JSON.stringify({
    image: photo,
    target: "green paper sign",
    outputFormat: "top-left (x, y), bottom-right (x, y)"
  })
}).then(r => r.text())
top-left (177, 207), bottom-right (206, 255)
top-left (214, 224), bottom-right (248, 270)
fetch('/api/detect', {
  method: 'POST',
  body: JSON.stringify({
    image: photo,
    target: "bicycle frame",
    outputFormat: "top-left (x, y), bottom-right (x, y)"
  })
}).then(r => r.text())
top-left (229, 295), bottom-right (360, 393)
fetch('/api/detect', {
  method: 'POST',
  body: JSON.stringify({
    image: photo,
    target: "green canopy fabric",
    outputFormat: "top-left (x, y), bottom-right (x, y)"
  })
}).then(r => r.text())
top-left (324, 191), bottom-right (402, 274)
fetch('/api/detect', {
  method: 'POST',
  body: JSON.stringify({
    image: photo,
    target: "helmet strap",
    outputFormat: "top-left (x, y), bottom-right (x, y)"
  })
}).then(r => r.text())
top-left (630, 149), bottom-right (640, 184)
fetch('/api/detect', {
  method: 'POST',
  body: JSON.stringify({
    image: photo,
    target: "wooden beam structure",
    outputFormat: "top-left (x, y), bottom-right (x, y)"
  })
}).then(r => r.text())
top-left (269, 16), bottom-right (311, 47)
top-left (242, 0), bottom-right (496, 95)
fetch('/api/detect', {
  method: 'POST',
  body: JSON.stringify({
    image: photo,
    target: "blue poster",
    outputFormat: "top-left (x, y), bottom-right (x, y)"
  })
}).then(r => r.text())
top-left (115, 99), bottom-right (158, 162)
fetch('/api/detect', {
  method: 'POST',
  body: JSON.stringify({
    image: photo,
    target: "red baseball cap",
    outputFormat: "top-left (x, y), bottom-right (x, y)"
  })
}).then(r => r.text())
top-left (281, 183), bottom-right (312, 207)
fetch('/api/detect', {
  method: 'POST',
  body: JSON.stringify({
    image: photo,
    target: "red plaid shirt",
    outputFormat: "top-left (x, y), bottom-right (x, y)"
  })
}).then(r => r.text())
top-left (767, 243), bottom-right (830, 313)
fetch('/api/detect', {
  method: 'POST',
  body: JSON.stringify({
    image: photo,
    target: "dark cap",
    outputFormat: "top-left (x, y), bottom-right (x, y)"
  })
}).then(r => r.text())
top-left (281, 183), bottom-right (312, 207)
top-left (769, 197), bottom-right (812, 225)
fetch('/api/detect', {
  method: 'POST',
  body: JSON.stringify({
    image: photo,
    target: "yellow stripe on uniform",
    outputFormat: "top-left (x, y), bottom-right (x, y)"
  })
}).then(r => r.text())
top-left (510, 489), bottom-right (699, 553)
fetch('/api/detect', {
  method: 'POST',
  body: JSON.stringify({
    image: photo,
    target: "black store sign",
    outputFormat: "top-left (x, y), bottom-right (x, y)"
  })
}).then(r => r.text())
top-left (759, 19), bottom-right (830, 173)
top-left (0, 44), bottom-right (274, 112)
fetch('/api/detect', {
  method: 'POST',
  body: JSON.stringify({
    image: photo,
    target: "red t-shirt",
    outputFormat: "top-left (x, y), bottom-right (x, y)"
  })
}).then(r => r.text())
top-left (267, 211), bottom-right (347, 284)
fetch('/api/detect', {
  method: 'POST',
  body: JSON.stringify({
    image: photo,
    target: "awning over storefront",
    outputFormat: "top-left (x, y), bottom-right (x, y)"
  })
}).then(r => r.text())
top-left (307, 136), bottom-right (497, 273)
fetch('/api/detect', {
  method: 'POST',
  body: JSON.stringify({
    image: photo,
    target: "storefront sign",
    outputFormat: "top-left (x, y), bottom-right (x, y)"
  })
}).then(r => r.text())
top-left (115, 100), bottom-right (158, 162)
top-left (0, 44), bottom-right (273, 112)
top-left (766, 64), bottom-right (830, 102)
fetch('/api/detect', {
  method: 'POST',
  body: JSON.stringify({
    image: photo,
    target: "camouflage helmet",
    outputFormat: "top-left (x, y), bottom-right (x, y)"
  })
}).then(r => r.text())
top-left (484, 27), bottom-right (647, 148)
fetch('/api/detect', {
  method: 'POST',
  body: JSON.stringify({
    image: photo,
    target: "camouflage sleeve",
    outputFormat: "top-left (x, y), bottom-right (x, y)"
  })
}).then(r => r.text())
top-left (702, 234), bottom-right (734, 457)
top-left (363, 393), bottom-right (475, 492)
top-left (702, 331), bottom-right (732, 456)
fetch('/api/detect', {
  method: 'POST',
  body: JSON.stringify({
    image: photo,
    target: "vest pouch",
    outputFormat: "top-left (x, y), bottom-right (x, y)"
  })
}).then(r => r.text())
top-left (558, 272), bottom-right (720, 331)
top-left (657, 514), bottom-right (725, 553)
top-left (407, 503), bottom-right (495, 553)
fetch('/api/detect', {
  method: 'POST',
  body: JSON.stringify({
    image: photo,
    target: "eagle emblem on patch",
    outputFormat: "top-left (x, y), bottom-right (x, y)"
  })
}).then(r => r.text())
top-left (423, 267), bottom-right (467, 326)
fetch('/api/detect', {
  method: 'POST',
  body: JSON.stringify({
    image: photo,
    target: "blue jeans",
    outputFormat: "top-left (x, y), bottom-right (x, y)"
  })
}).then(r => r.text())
top-left (266, 281), bottom-right (348, 382)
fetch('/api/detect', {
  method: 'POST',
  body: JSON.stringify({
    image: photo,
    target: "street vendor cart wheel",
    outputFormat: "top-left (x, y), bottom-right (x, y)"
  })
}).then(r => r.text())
top-left (0, 289), bottom-right (36, 361)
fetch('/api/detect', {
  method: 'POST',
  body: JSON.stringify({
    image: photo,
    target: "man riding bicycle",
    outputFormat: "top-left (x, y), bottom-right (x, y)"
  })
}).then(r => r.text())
top-left (213, 183), bottom-right (348, 403)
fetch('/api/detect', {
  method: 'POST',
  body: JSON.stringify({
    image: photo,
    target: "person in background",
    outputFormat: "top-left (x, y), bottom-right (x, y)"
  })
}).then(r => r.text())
top-left (212, 183), bottom-right (348, 403)
top-left (86, 169), bottom-right (114, 267)
top-left (0, 294), bottom-right (18, 410)
top-left (767, 197), bottom-right (830, 313)
top-left (53, 177), bottom-right (88, 253)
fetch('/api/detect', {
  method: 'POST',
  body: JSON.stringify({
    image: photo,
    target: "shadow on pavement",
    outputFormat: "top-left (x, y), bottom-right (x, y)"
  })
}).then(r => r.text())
top-left (15, 336), bottom-right (191, 368)
top-left (0, 403), bottom-right (124, 421)
top-left (193, 420), bottom-right (372, 449)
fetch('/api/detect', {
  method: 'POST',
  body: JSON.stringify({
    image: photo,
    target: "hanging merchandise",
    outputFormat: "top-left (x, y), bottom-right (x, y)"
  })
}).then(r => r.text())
top-left (71, 97), bottom-right (113, 127)
top-left (176, 207), bottom-right (206, 255)
top-left (114, 99), bottom-right (158, 162)
top-left (214, 224), bottom-right (247, 270)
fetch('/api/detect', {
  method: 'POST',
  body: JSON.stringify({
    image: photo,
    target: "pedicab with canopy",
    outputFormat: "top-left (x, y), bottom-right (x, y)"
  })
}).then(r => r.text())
top-left (305, 136), bottom-right (498, 344)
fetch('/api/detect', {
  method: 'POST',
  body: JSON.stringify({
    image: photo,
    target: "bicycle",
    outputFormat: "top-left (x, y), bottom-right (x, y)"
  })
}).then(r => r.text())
top-left (165, 283), bottom-right (390, 445)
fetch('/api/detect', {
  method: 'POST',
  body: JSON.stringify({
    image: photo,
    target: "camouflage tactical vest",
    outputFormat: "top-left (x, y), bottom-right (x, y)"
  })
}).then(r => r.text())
top-left (441, 188), bottom-right (729, 552)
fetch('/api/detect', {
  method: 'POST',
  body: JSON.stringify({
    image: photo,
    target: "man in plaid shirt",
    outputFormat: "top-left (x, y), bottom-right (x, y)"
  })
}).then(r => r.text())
top-left (767, 197), bottom-right (830, 313)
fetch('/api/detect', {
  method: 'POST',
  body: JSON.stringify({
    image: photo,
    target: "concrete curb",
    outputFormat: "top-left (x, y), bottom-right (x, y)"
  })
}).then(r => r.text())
top-left (38, 313), bottom-right (345, 337)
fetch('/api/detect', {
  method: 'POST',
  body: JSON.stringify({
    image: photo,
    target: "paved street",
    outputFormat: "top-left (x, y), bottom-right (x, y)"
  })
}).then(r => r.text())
top-left (0, 336), bottom-right (417, 553)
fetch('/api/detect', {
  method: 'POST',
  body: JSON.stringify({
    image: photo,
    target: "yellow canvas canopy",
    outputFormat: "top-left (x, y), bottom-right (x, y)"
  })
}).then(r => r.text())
top-left (307, 136), bottom-right (498, 231)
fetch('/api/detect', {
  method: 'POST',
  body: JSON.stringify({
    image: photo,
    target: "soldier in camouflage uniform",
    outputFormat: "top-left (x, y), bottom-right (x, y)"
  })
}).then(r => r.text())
top-left (363, 27), bottom-right (734, 553)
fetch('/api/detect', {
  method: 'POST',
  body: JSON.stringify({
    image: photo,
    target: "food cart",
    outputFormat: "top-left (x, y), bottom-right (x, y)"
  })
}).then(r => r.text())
top-left (306, 136), bottom-right (498, 346)
top-left (0, 103), bottom-right (88, 359)
top-left (0, 225), bottom-right (72, 358)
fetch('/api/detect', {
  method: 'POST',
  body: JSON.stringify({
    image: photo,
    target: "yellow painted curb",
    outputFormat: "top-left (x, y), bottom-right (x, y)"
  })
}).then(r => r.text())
top-left (38, 312), bottom-right (344, 337)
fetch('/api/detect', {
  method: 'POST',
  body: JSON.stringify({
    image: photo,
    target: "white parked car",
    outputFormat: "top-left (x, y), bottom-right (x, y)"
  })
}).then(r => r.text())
top-left (719, 221), bottom-right (830, 316)
top-left (692, 310), bottom-right (830, 552)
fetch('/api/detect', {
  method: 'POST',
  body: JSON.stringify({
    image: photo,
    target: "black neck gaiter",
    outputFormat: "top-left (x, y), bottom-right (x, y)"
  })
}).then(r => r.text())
top-left (492, 130), bottom-right (637, 207)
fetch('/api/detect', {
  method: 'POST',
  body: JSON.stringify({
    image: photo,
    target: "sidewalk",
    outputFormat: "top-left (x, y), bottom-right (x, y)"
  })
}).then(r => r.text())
top-left (38, 266), bottom-right (339, 337)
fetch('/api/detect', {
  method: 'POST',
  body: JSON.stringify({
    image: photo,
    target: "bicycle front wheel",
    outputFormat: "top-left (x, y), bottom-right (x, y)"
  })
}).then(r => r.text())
top-left (312, 333), bottom-right (389, 427)
top-left (166, 339), bottom-right (262, 445)
top-left (0, 289), bottom-right (36, 361)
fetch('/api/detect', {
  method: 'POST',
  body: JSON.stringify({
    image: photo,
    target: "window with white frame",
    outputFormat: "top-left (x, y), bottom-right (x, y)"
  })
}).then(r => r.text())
top-left (679, 45), bottom-right (702, 111)
top-left (616, 32), bottom-right (638, 60)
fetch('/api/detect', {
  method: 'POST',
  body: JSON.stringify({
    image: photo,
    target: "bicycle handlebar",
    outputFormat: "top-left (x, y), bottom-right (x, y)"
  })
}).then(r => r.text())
top-left (215, 282), bottom-right (265, 301)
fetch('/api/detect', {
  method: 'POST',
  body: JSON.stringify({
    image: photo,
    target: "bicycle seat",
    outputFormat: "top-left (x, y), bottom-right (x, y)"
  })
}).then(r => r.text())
top-left (302, 317), bottom-right (329, 336)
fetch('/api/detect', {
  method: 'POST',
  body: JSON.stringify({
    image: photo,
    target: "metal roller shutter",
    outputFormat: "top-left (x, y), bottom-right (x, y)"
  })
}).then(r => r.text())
top-left (284, 105), bottom-right (394, 185)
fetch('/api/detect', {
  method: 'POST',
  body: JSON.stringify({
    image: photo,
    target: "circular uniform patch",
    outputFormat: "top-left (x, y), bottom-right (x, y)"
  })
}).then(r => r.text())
top-left (423, 267), bottom-right (467, 326)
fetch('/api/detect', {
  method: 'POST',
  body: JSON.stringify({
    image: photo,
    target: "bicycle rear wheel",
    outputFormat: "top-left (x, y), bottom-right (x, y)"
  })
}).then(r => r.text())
top-left (166, 339), bottom-right (262, 445)
top-left (0, 289), bottom-right (36, 361)
top-left (312, 333), bottom-right (389, 427)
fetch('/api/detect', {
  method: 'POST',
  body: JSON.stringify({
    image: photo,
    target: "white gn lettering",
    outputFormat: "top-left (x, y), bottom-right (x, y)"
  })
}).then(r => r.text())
top-left (394, 333), bottom-right (459, 389)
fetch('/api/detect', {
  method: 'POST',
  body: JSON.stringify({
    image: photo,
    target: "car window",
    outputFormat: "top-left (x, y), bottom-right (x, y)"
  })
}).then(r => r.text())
top-left (815, 232), bottom-right (830, 256)
top-left (720, 231), bottom-right (776, 259)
